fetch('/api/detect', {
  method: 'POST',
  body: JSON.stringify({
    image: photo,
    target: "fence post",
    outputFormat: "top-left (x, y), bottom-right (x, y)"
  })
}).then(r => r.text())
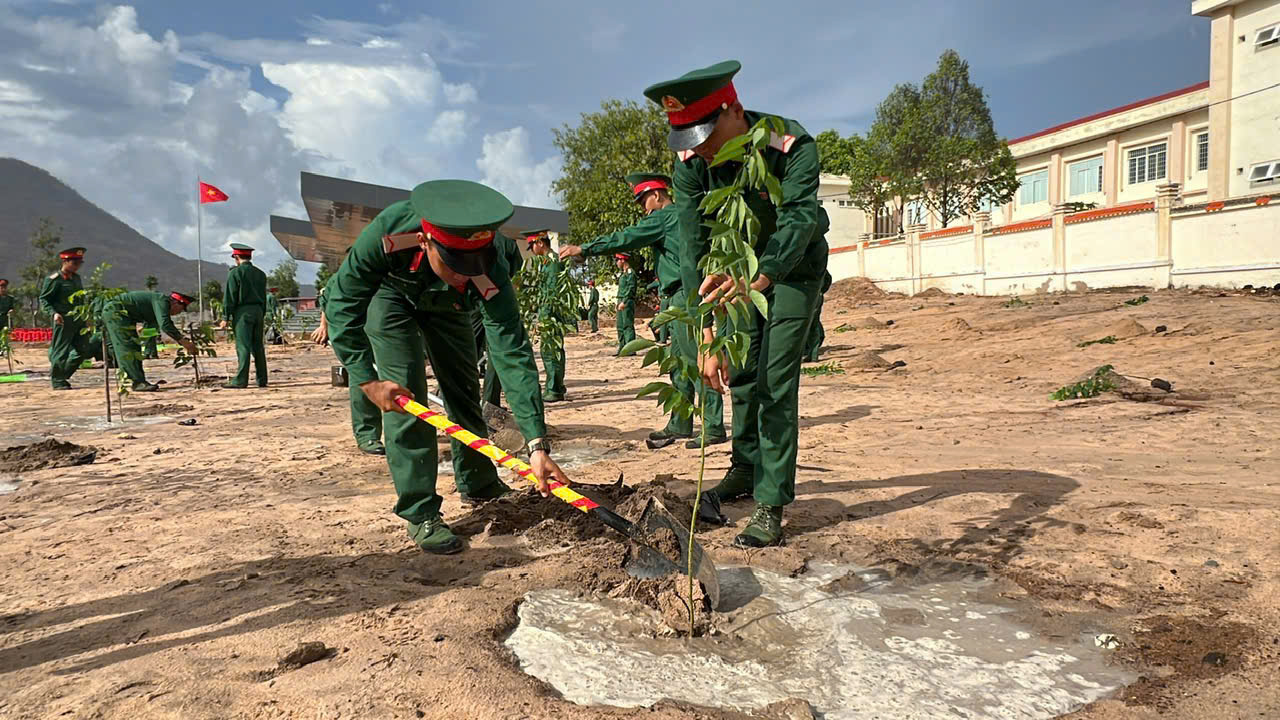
top-left (1155, 183), bottom-right (1181, 289)
top-left (857, 232), bottom-right (871, 278)
top-left (973, 211), bottom-right (990, 296)
top-left (1052, 204), bottom-right (1070, 292)
top-left (907, 223), bottom-right (926, 295)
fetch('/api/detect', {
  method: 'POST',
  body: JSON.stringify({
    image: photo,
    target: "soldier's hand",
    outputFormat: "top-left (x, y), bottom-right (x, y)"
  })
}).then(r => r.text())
top-left (530, 450), bottom-right (568, 497)
top-left (179, 340), bottom-right (197, 356)
top-left (617, 303), bottom-right (625, 311)
top-left (360, 380), bottom-right (415, 413)
top-left (53, 313), bottom-right (64, 326)
top-left (557, 245), bottom-right (583, 261)
top-left (218, 320), bottom-right (228, 330)
top-left (699, 348), bottom-right (729, 394)
top-left (309, 324), bottom-right (327, 344)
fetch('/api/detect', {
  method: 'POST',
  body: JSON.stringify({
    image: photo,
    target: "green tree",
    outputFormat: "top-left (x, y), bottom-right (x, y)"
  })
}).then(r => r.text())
top-left (144, 275), bottom-right (158, 291)
top-left (916, 50), bottom-right (1018, 227)
top-left (551, 99), bottom-right (672, 284)
top-left (17, 217), bottom-right (63, 326)
top-left (314, 260), bottom-right (337, 295)
top-left (267, 258), bottom-right (300, 299)
top-left (814, 129), bottom-right (857, 177)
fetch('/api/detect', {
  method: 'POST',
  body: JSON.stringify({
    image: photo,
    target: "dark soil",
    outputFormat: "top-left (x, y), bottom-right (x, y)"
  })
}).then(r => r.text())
top-left (450, 479), bottom-right (636, 544)
top-left (1116, 614), bottom-right (1260, 711)
top-left (128, 403), bottom-right (194, 418)
top-left (0, 439), bottom-right (97, 473)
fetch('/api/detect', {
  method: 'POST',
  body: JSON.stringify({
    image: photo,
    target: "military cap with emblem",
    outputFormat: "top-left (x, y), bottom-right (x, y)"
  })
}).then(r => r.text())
top-left (412, 179), bottom-right (513, 277)
top-left (230, 243), bottom-right (255, 258)
top-left (58, 247), bottom-right (87, 260)
top-left (523, 228), bottom-right (550, 248)
top-left (624, 173), bottom-right (672, 203)
top-left (169, 291), bottom-right (196, 306)
top-left (643, 60), bottom-right (742, 151)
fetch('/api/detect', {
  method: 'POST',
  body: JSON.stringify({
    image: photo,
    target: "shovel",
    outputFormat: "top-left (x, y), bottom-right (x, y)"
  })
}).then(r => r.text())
top-left (395, 394), bottom-right (720, 609)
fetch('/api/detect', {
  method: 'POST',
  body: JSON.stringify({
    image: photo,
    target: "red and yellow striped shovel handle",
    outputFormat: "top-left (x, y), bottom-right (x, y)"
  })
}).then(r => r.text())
top-left (395, 395), bottom-right (598, 513)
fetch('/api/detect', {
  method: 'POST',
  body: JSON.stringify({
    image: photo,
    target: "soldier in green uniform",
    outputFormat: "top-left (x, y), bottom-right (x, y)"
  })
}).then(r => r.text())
top-left (525, 229), bottom-right (567, 402)
top-left (585, 280), bottom-right (600, 333)
top-left (313, 284), bottom-right (385, 454)
top-left (645, 60), bottom-right (829, 547)
top-left (266, 288), bottom-right (280, 325)
top-left (324, 179), bottom-right (570, 555)
top-left (141, 324), bottom-right (160, 359)
top-left (480, 233), bottom-right (527, 413)
top-left (0, 278), bottom-right (15, 330)
top-left (220, 243), bottom-right (269, 388)
top-left (39, 247), bottom-right (102, 390)
top-left (804, 270), bottom-right (832, 363)
top-left (614, 253), bottom-right (637, 354)
top-left (559, 173), bottom-right (727, 450)
top-left (101, 291), bottom-right (198, 391)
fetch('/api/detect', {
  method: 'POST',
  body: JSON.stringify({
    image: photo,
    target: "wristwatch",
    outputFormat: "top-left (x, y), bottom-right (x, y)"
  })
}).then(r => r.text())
top-left (528, 438), bottom-right (552, 455)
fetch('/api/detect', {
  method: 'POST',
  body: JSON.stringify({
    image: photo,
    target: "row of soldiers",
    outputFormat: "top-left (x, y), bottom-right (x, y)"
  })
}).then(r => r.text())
top-left (23, 244), bottom-right (281, 391)
top-left (315, 58), bottom-right (829, 552)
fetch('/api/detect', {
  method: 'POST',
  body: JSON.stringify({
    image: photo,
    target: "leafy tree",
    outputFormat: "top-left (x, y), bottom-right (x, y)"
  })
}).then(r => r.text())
top-left (202, 280), bottom-right (223, 321)
top-left (551, 99), bottom-right (672, 285)
top-left (267, 257), bottom-right (300, 299)
top-left (916, 50), bottom-right (1018, 227)
top-left (314, 261), bottom-right (337, 295)
top-left (144, 275), bottom-right (158, 291)
top-left (814, 129), bottom-right (857, 177)
top-left (17, 217), bottom-right (63, 325)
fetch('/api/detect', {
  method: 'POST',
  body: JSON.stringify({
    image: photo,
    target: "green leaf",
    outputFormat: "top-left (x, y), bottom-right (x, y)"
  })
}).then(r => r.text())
top-left (748, 289), bottom-right (769, 318)
top-left (620, 337), bottom-right (658, 356)
top-left (642, 346), bottom-right (663, 368)
top-left (637, 381), bottom-right (669, 398)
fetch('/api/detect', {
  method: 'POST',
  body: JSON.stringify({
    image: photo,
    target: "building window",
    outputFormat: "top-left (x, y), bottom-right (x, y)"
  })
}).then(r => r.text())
top-left (874, 206), bottom-right (895, 236)
top-left (837, 199), bottom-right (854, 208)
top-left (1018, 169), bottom-right (1048, 205)
top-left (904, 200), bottom-right (926, 226)
top-left (1068, 156), bottom-right (1104, 196)
top-left (1256, 24), bottom-right (1279, 48)
top-left (1248, 161), bottom-right (1279, 184)
top-left (1127, 142), bottom-right (1167, 185)
top-left (1195, 132), bottom-right (1209, 173)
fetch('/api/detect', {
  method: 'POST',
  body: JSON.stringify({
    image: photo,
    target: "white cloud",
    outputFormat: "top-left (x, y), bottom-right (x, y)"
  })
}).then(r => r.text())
top-left (443, 82), bottom-right (477, 104)
top-left (476, 127), bottom-right (560, 209)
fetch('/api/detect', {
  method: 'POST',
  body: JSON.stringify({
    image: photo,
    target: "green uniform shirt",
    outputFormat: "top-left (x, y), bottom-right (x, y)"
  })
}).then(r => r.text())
top-left (537, 257), bottom-right (566, 304)
top-left (325, 200), bottom-right (547, 441)
top-left (106, 291), bottom-right (183, 341)
top-left (588, 287), bottom-right (599, 309)
top-left (580, 205), bottom-right (684, 296)
top-left (266, 292), bottom-right (279, 316)
top-left (224, 262), bottom-right (267, 318)
top-left (616, 270), bottom-right (637, 305)
top-left (39, 271), bottom-right (83, 318)
top-left (674, 111), bottom-right (829, 295)
top-left (0, 295), bottom-right (15, 327)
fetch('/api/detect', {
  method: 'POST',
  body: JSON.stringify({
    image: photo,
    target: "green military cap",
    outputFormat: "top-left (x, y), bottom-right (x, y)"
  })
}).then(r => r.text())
top-left (58, 247), bottom-right (87, 260)
top-left (624, 173), bottom-right (672, 202)
top-left (411, 179), bottom-right (513, 277)
top-left (523, 228), bottom-right (551, 247)
top-left (643, 60), bottom-right (742, 151)
top-left (230, 243), bottom-right (255, 258)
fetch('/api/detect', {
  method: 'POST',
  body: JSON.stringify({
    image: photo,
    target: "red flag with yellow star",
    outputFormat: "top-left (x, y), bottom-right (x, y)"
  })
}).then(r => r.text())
top-left (198, 181), bottom-right (228, 204)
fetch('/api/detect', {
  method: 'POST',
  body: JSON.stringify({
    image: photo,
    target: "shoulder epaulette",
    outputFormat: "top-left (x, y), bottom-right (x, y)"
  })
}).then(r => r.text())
top-left (382, 232), bottom-right (421, 254)
top-left (677, 150), bottom-right (696, 163)
top-left (768, 132), bottom-right (797, 153)
top-left (48, 272), bottom-right (59, 280)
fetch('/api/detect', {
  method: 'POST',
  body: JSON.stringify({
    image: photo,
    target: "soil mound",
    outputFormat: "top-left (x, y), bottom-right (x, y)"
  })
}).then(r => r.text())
top-left (1074, 366), bottom-right (1178, 403)
top-left (849, 316), bottom-right (886, 329)
top-left (914, 287), bottom-right (950, 298)
top-left (0, 439), bottom-right (97, 473)
top-left (846, 351), bottom-right (891, 370)
top-left (451, 479), bottom-right (636, 544)
top-left (827, 277), bottom-right (886, 304)
top-left (1103, 318), bottom-right (1149, 339)
top-left (130, 403), bottom-right (194, 418)
top-left (940, 318), bottom-right (973, 334)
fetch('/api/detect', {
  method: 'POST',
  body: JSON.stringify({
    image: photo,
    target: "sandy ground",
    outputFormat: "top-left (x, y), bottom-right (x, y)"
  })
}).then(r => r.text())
top-left (1, 285), bottom-right (1278, 719)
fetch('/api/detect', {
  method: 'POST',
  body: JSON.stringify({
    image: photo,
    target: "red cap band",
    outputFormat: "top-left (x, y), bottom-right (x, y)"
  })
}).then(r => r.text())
top-left (614, 253), bottom-right (630, 260)
top-left (421, 219), bottom-right (494, 252)
top-left (631, 180), bottom-right (669, 197)
top-left (232, 249), bottom-right (252, 258)
top-left (665, 82), bottom-right (737, 126)
top-left (170, 292), bottom-right (192, 304)
top-left (59, 251), bottom-right (84, 260)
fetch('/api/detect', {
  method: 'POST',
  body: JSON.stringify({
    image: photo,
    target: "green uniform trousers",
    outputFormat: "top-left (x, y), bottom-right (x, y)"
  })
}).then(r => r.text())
top-left (48, 319), bottom-right (99, 388)
top-left (616, 303), bottom-right (636, 353)
top-left (666, 289), bottom-right (726, 437)
top-left (142, 332), bottom-right (159, 360)
top-left (650, 295), bottom-right (671, 343)
top-left (103, 317), bottom-right (148, 384)
top-left (587, 307), bottom-right (599, 333)
top-left (483, 358), bottom-right (504, 407)
top-left (804, 293), bottom-right (825, 362)
top-left (365, 288), bottom-right (503, 523)
top-left (727, 279), bottom-right (821, 507)
top-left (539, 312), bottom-right (566, 397)
top-left (231, 305), bottom-right (268, 387)
top-left (349, 382), bottom-right (383, 447)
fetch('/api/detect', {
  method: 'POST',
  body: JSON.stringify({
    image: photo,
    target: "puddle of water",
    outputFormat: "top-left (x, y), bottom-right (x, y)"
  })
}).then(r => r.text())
top-left (41, 414), bottom-right (178, 434)
top-left (437, 442), bottom-right (615, 476)
top-left (505, 563), bottom-right (1133, 719)
top-left (0, 479), bottom-right (18, 495)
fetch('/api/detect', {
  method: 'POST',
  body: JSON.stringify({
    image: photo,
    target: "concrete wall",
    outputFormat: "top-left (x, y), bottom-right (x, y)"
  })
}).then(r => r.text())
top-left (1230, 0), bottom-right (1280, 198)
top-left (831, 189), bottom-right (1279, 295)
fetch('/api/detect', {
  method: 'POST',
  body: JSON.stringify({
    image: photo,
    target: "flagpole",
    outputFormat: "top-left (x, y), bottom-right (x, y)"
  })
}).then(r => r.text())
top-left (197, 174), bottom-right (204, 324)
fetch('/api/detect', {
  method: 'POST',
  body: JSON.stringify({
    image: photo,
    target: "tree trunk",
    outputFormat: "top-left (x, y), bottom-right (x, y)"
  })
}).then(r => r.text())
top-left (102, 336), bottom-right (112, 423)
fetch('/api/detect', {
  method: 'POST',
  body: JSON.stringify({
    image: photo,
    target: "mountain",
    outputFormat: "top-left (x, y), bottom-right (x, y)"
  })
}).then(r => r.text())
top-left (0, 158), bottom-right (229, 293)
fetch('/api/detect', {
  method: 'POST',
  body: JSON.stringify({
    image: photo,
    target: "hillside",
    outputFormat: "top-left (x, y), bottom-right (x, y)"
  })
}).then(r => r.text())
top-left (0, 158), bottom-right (229, 292)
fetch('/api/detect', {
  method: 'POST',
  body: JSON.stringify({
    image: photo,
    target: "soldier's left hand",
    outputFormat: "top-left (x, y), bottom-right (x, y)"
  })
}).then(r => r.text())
top-left (530, 450), bottom-right (569, 497)
top-left (700, 273), bottom-right (771, 306)
top-left (179, 340), bottom-right (197, 356)
top-left (557, 245), bottom-right (584, 261)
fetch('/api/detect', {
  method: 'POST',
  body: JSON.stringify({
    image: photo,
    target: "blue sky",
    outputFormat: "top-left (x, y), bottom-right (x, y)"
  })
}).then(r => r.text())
top-left (0, 1), bottom-right (1208, 281)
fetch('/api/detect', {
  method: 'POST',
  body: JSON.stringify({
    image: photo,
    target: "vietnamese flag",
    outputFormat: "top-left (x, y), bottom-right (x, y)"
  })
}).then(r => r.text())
top-left (199, 181), bottom-right (229, 204)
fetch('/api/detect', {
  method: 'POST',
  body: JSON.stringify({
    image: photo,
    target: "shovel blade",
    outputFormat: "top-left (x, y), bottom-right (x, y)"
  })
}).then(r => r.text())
top-left (624, 497), bottom-right (721, 611)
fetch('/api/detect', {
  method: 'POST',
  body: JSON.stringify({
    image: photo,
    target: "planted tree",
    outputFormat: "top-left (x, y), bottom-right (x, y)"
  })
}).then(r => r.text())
top-left (174, 321), bottom-right (218, 386)
top-left (68, 263), bottom-right (129, 421)
top-left (620, 115), bottom-right (784, 635)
